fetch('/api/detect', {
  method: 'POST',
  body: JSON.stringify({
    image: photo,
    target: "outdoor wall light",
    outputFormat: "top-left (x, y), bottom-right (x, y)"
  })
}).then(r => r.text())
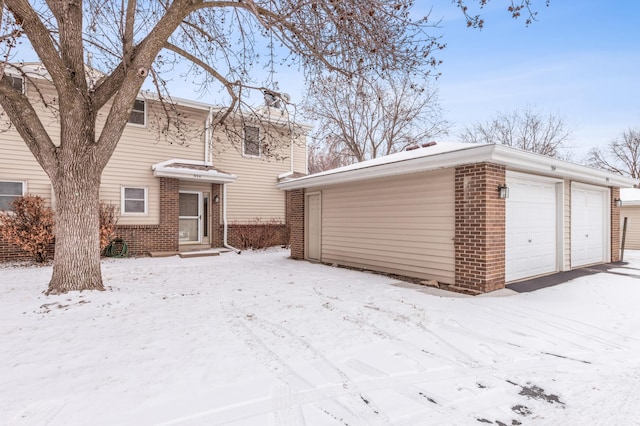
top-left (615, 198), bottom-right (622, 207)
top-left (214, 195), bottom-right (220, 204)
top-left (498, 184), bottom-right (509, 199)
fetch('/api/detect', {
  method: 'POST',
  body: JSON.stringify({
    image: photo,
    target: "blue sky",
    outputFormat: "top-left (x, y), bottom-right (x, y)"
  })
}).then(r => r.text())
top-left (8, 2), bottom-right (638, 158)
top-left (425, 1), bottom-right (640, 157)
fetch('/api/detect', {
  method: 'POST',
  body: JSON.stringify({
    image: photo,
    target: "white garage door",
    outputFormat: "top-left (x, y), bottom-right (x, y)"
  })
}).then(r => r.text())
top-left (571, 184), bottom-right (608, 267)
top-left (506, 173), bottom-right (559, 282)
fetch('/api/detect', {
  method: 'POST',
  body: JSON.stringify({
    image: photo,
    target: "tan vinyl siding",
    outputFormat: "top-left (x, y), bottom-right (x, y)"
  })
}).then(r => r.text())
top-left (292, 135), bottom-right (308, 174)
top-left (0, 81), bottom-right (59, 206)
top-left (620, 206), bottom-right (640, 249)
top-left (100, 105), bottom-right (208, 225)
top-left (214, 135), bottom-right (291, 223)
top-left (563, 180), bottom-right (571, 270)
top-left (319, 168), bottom-right (455, 284)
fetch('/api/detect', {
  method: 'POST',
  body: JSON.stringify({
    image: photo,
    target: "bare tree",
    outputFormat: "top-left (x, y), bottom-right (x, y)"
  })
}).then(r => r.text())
top-left (305, 73), bottom-right (449, 169)
top-left (0, 0), bottom-right (545, 293)
top-left (587, 128), bottom-right (640, 179)
top-left (459, 106), bottom-right (571, 158)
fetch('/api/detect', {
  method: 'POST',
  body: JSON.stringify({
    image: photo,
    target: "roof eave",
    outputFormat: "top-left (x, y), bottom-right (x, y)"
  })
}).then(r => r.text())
top-left (278, 144), bottom-right (638, 190)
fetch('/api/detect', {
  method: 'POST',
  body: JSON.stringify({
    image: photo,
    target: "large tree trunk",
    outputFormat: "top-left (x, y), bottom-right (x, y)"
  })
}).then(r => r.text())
top-left (47, 156), bottom-right (105, 294)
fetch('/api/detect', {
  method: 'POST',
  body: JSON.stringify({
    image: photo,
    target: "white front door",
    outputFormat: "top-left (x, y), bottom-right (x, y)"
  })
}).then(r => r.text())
top-left (305, 192), bottom-right (322, 261)
top-left (179, 191), bottom-right (202, 243)
top-left (506, 173), bottom-right (560, 282)
top-left (571, 184), bottom-right (608, 267)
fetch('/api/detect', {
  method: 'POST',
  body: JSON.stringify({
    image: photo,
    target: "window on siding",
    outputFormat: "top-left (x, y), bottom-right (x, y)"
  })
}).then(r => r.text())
top-left (243, 126), bottom-right (260, 157)
top-left (4, 75), bottom-right (24, 93)
top-left (0, 181), bottom-right (25, 210)
top-left (121, 187), bottom-right (147, 215)
top-left (128, 99), bottom-right (146, 126)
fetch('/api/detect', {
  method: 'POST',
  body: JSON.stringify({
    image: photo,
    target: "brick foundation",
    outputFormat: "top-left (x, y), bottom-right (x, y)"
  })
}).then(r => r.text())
top-left (288, 189), bottom-right (305, 259)
top-left (611, 187), bottom-right (621, 262)
top-left (454, 163), bottom-right (506, 293)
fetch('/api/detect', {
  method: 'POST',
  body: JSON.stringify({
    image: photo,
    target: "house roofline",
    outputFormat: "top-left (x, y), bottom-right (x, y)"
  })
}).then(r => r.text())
top-left (277, 144), bottom-right (638, 190)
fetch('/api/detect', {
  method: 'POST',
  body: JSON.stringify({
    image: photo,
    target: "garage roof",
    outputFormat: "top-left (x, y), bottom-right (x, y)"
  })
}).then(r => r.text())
top-left (278, 142), bottom-right (638, 190)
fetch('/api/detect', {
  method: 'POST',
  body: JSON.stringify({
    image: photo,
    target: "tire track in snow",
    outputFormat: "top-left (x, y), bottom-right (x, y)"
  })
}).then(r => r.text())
top-left (219, 302), bottom-right (389, 426)
top-left (313, 287), bottom-right (479, 369)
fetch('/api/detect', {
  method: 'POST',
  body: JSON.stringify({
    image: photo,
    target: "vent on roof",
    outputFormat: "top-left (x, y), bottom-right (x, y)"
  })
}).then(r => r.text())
top-left (405, 141), bottom-right (437, 151)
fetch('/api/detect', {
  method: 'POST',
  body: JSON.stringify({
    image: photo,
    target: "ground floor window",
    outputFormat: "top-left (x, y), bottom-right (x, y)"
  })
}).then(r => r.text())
top-left (121, 186), bottom-right (148, 215)
top-left (0, 181), bottom-right (25, 210)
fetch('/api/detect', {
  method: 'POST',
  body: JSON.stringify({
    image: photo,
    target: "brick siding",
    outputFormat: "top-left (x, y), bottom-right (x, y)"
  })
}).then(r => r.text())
top-left (611, 187), bottom-right (621, 262)
top-left (288, 189), bottom-right (305, 259)
top-left (454, 163), bottom-right (506, 293)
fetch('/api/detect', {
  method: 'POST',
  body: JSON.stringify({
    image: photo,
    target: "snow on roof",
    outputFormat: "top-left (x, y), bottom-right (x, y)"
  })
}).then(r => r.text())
top-left (278, 142), bottom-right (639, 190)
top-left (302, 141), bottom-right (478, 179)
top-left (620, 187), bottom-right (640, 205)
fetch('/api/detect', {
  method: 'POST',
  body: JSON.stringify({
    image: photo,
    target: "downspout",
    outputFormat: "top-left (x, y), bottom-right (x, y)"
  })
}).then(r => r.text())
top-left (204, 107), bottom-right (213, 166)
top-left (223, 183), bottom-right (241, 254)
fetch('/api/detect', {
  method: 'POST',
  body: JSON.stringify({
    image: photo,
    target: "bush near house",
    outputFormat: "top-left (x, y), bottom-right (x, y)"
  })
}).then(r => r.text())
top-left (99, 202), bottom-right (119, 251)
top-left (0, 195), bottom-right (55, 263)
top-left (230, 218), bottom-right (287, 250)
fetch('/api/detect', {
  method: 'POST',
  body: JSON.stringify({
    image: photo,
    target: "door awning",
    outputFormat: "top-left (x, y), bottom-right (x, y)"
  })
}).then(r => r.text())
top-left (152, 159), bottom-right (237, 183)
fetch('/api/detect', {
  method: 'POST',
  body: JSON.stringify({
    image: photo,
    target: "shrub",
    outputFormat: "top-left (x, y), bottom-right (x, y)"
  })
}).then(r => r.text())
top-left (231, 217), bottom-right (286, 250)
top-left (0, 195), bottom-right (55, 263)
top-left (99, 202), bottom-right (119, 251)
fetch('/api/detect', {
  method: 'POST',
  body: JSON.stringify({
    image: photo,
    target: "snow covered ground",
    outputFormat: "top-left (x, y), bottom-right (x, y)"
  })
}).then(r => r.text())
top-left (1, 248), bottom-right (639, 425)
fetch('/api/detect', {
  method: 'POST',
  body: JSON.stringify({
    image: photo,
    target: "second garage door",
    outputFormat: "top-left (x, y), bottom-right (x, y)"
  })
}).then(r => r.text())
top-left (506, 172), bottom-right (560, 282)
top-left (571, 184), bottom-right (608, 267)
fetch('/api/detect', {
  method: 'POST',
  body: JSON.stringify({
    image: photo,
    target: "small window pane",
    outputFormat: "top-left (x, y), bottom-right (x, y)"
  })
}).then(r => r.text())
top-left (0, 181), bottom-right (23, 195)
top-left (124, 187), bottom-right (145, 200)
top-left (128, 100), bottom-right (145, 125)
top-left (124, 200), bottom-right (145, 213)
top-left (0, 181), bottom-right (23, 210)
top-left (179, 193), bottom-right (199, 216)
top-left (244, 126), bottom-right (260, 156)
top-left (7, 75), bottom-right (23, 92)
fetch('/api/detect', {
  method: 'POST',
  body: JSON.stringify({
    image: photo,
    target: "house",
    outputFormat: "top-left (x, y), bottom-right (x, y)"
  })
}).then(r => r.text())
top-left (0, 64), bottom-right (310, 260)
top-left (278, 142), bottom-right (637, 294)
top-left (619, 188), bottom-right (640, 250)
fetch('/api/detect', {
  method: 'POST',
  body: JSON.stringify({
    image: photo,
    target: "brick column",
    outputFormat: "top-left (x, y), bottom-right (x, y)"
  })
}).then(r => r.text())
top-left (288, 189), bottom-right (305, 259)
top-left (454, 163), bottom-right (506, 294)
top-left (159, 177), bottom-right (179, 252)
top-left (611, 187), bottom-right (621, 262)
top-left (211, 183), bottom-right (223, 247)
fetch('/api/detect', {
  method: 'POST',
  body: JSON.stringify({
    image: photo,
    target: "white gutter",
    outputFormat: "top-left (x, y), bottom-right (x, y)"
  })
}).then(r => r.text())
top-left (222, 184), bottom-right (241, 254)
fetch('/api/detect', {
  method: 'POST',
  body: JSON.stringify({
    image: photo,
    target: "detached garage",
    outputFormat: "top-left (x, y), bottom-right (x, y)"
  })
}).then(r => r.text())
top-left (280, 143), bottom-right (636, 294)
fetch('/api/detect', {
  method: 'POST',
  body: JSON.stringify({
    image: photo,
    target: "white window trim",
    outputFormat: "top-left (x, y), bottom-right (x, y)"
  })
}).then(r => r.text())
top-left (121, 186), bottom-right (148, 216)
top-left (127, 99), bottom-right (147, 127)
top-left (0, 180), bottom-right (26, 211)
top-left (242, 125), bottom-right (261, 158)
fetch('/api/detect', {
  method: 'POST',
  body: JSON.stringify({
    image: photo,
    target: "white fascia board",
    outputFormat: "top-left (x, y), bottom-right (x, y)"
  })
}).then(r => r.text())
top-left (153, 167), bottom-right (237, 183)
top-left (277, 145), bottom-right (495, 190)
top-left (489, 145), bottom-right (638, 188)
top-left (278, 143), bottom-right (637, 191)
top-left (151, 160), bottom-right (237, 184)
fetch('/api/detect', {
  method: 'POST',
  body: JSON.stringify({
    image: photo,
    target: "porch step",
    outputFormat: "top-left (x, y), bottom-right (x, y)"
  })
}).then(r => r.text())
top-left (178, 251), bottom-right (220, 259)
top-left (149, 251), bottom-right (179, 258)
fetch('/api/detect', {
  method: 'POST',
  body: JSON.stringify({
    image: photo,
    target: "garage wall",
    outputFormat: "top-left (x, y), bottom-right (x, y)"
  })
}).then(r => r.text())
top-left (620, 205), bottom-right (640, 249)
top-left (318, 168), bottom-right (455, 284)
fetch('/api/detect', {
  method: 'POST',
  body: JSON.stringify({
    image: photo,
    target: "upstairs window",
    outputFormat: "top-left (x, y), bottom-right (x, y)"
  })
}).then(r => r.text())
top-left (121, 186), bottom-right (147, 215)
top-left (4, 75), bottom-right (24, 93)
top-left (243, 126), bottom-right (260, 157)
top-left (128, 99), bottom-right (146, 126)
top-left (0, 181), bottom-right (25, 211)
